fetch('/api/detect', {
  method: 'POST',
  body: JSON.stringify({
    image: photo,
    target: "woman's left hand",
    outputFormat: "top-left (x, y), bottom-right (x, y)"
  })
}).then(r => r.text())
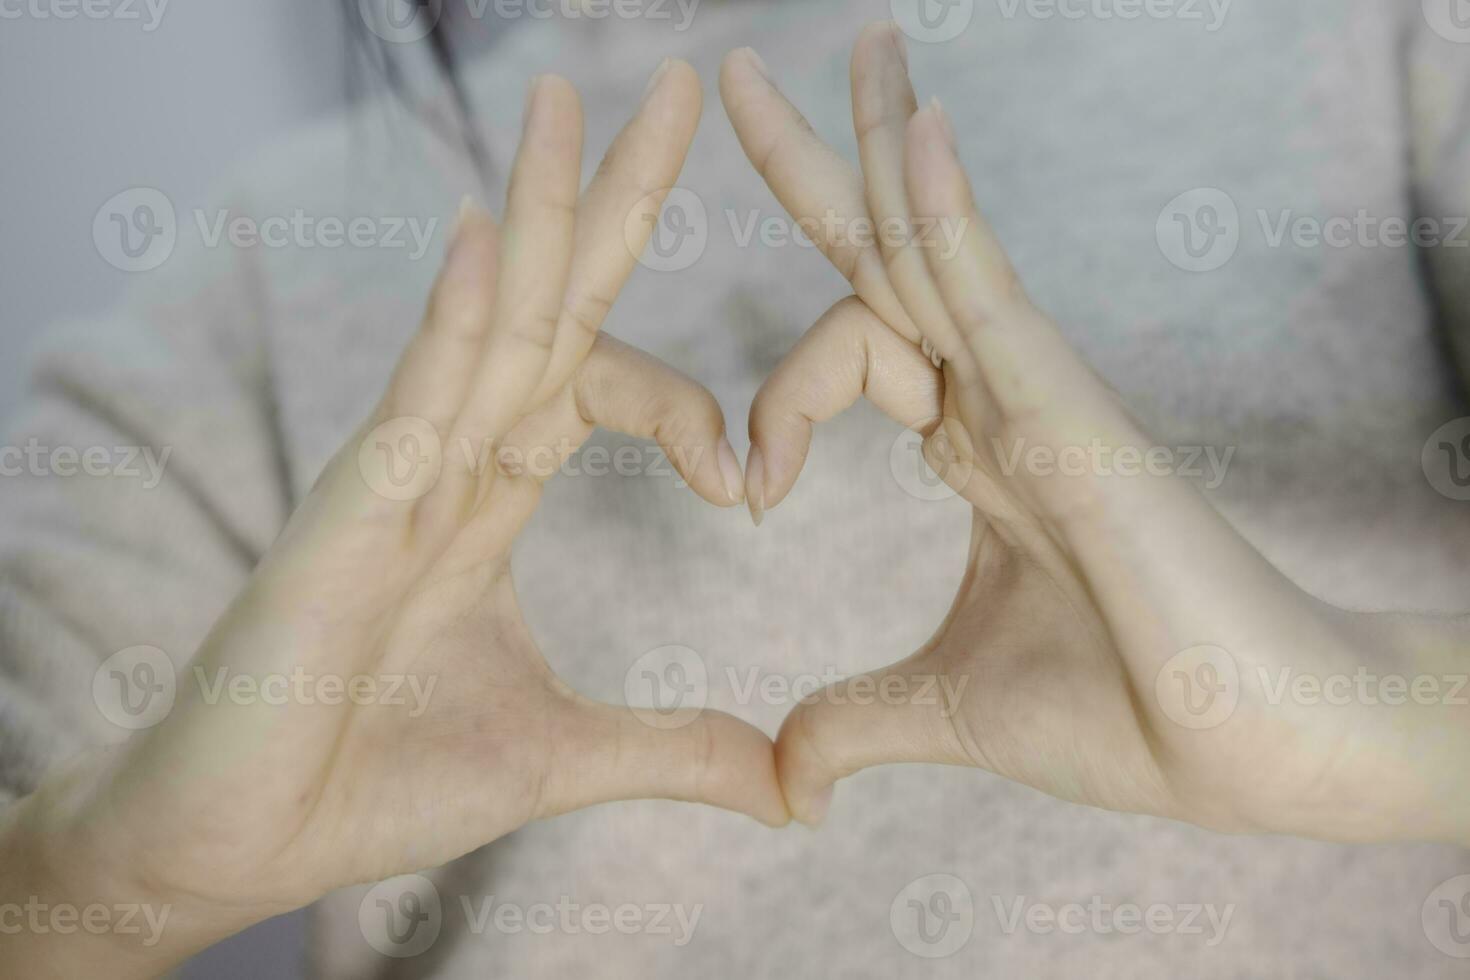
top-left (722, 24), bottom-right (1470, 843)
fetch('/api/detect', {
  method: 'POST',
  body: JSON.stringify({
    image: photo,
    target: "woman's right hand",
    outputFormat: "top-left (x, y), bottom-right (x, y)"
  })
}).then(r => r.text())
top-left (1, 61), bottom-right (786, 979)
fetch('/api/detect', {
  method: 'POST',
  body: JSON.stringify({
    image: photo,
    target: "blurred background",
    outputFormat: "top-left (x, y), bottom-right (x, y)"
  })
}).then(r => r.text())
top-left (0, 4), bottom-right (346, 421)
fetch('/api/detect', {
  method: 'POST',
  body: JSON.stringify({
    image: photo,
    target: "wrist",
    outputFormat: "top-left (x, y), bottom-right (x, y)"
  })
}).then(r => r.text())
top-left (0, 753), bottom-right (260, 979)
top-left (1319, 605), bottom-right (1470, 846)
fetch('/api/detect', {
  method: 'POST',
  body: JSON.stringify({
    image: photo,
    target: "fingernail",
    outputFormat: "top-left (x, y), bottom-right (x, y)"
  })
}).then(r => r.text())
top-left (716, 437), bottom-right (745, 505)
top-left (642, 57), bottom-right (673, 105)
top-left (746, 446), bottom-right (766, 527)
top-left (744, 47), bottom-right (773, 82)
top-left (888, 21), bottom-right (910, 71)
top-left (931, 96), bottom-right (957, 150)
top-left (804, 784), bottom-right (833, 827)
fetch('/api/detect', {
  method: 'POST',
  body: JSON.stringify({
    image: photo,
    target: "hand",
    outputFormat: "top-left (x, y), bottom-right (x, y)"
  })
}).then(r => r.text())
top-left (4, 62), bottom-right (785, 978)
top-left (721, 24), bottom-right (1470, 842)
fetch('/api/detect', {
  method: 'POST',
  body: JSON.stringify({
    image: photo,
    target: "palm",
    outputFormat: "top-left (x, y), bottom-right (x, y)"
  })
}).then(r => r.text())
top-left (931, 515), bottom-right (1162, 815)
top-left (297, 556), bottom-right (549, 882)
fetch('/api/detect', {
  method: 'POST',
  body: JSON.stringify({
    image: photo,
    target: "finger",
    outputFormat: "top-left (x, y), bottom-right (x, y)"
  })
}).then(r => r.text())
top-left (375, 201), bottom-right (499, 432)
top-left (530, 59), bottom-right (703, 405)
top-left (448, 75), bottom-right (584, 487)
top-left (746, 296), bottom-right (940, 524)
top-left (775, 649), bottom-right (972, 826)
top-left (545, 699), bottom-right (790, 828)
top-left (906, 100), bottom-right (1223, 568)
top-left (851, 22), bottom-right (969, 367)
top-left (497, 335), bottom-right (747, 506)
top-left (332, 204), bottom-right (498, 540)
top-left (719, 47), bottom-right (917, 340)
top-left (904, 101), bottom-right (1122, 433)
top-left (430, 470), bottom-right (545, 583)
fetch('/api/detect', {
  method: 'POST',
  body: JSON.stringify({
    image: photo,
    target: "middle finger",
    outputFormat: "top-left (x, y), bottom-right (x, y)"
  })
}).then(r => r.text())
top-left (719, 46), bottom-right (917, 340)
top-left (850, 21), bottom-right (969, 366)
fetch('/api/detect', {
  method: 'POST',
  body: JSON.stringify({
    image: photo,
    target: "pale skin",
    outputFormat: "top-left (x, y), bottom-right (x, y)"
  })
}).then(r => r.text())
top-left (1, 23), bottom-right (1468, 979)
top-left (0, 61), bottom-right (785, 978)
top-left (723, 23), bottom-right (1470, 837)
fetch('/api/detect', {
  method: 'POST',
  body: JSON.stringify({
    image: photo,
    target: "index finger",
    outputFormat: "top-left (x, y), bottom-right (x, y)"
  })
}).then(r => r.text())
top-left (530, 58), bottom-right (704, 406)
top-left (719, 46), bottom-right (918, 342)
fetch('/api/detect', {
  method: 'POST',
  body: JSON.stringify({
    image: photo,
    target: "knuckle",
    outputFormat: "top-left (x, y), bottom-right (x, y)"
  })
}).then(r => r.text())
top-left (562, 290), bottom-right (613, 339)
top-left (646, 380), bottom-right (721, 441)
top-left (509, 311), bottom-right (559, 351)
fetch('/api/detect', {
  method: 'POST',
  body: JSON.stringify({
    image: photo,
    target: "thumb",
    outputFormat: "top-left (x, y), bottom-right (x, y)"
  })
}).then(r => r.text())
top-left (542, 697), bottom-right (791, 828)
top-left (775, 649), bottom-right (973, 826)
